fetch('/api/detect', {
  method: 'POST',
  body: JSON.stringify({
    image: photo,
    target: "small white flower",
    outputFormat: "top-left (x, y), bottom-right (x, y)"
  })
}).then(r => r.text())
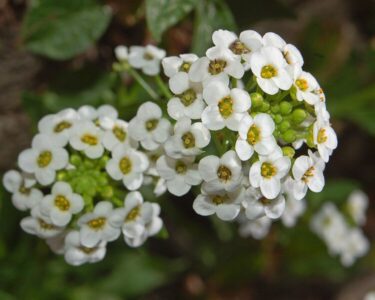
top-left (189, 47), bottom-right (243, 86)
top-left (128, 45), bottom-right (166, 76)
top-left (346, 190), bottom-right (368, 226)
top-left (38, 108), bottom-right (79, 146)
top-left (167, 72), bottom-right (205, 120)
top-left (313, 121), bottom-right (338, 162)
top-left (78, 201), bottom-right (121, 248)
top-left (115, 45), bottom-right (128, 61)
top-left (202, 81), bottom-right (250, 131)
top-left (18, 134), bottom-right (69, 185)
top-left (314, 101), bottom-right (331, 124)
top-left (292, 67), bottom-right (320, 105)
top-left (164, 117), bottom-right (210, 159)
top-left (21, 206), bottom-right (64, 239)
top-left (101, 118), bottom-right (137, 151)
top-left (193, 188), bottom-right (245, 221)
top-left (128, 101), bottom-right (171, 151)
top-left (40, 181), bottom-right (84, 227)
top-left (69, 121), bottom-right (104, 159)
top-left (3, 170), bottom-right (42, 211)
top-left (64, 231), bottom-right (107, 266)
top-left (235, 113), bottom-right (277, 161)
top-left (109, 191), bottom-right (163, 247)
top-left (243, 187), bottom-right (286, 220)
top-left (78, 105), bottom-right (118, 125)
top-left (340, 228), bottom-right (369, 266)
top-left (238, 214), bottom-right (272, 239)
top-left (292, 151), bottom-right (325, 200)
top-left (250, 46), bottom-right (293, 95)
top-left (198, 150), bottom-right (243, 193)
top-left (281, 178), bottom-right (306, 227)
top-left (156, 155), bottom-right (202, 196)
top-left (162, 53), bottom-right (198, 78)
top-left (106, 144), bottom-right (149, 191)
top-left (249, 147), bottom-right (291, 199)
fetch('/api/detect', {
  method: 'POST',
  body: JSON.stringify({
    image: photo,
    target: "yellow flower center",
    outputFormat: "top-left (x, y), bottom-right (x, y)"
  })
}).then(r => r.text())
top-left (179, 89), bottom-right (197, 106)
top-left (145, 119), bottom-right (159, 131)
top-left (179, 62), bottom-right (192, 72)
top-left (87, 217), bottom-right (106, 230)
top-left (302, 166), bottom-right (315, 183)
top-left (260, 197), bottom-right (272, 205)
top-left (112, 126), bottom-right (127, 142)
top-left (54, 195), bottom-right (70, 211)
top-left (212, 195), bottom-right (227, 205)
top-left (126, 205), bottom-right (140, 222)
top-left (143, 52), bottom-right (154, 61)
top-left (217, 165), bottom-right (232, 181)
top-left (37, 151), bottom-right (52, 168)
top-left (38, 218), bottom-right (56, 230)
top-left (261, 65), bottom-right (278, 79)
top-left (208, 59), bottom-right (227, 75)
top-left (19, 186), bottom-right (31, 195)
top-left (247, 125), bottom-right (261, 145)
top-left (119, 157), bottom-right (132, 174)
top-left (295, 78), bottom-right (309, 91)
top-left (261, 162), bottom-right (277, 179)
top-left (54, 121), bottom-right (72, 133)
top-left (218, 96), bottom-right (233, 119)
top-left (81, 134), bottom-right (98, 145)
top-left (317, 128), bottom-right (328, 144)
top-left (229, 40), bottom-right (250, 55)
top-left (79, 246), bottom-right (96, 254)
top-left (181, 132), bottom-right (195, 149)
top-left (175, 160), bottom-right (187, 174)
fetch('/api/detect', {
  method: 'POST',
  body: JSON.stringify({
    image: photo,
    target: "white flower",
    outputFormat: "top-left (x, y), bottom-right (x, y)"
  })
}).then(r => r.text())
top-left (193, 188), bottom-right (245, 221)
top-left (78, 105), bottom-right (118, 125)
top-left (210, 29), bottom-right (263, 64)
top-left (164, 117), bottom-right (210, 159)
top-left (64, 231), bottom-right (107, 266)
top-left (313, 121), bottom-right (338, 162)
top-left (250, 46), bottom-right (293, 95)
top-left (153, 178), bottom-right (167, 197)
top-left (235, 113), bottom-right (277, 161)
top-left (238, 215), bottom-right (272, 239)
top-left (38, 108), bottom-right (79, 146)
top-left (115, 45), bottom-right (128, 61)
top-left (156, 155), bottom-right (202, 196)
top-left (281, 179), bottom-right (306, 227)
top-left (106, 144), bottom-right (149, 191)
top-left (263, 32), bottom-right (304, 68)
top-left (202, 81), bottom-right (250, 131)
top-left (18, 134), bottom-right (69, 185)
top-left (128, 102), bottom-right (171, 151)
top-left (3, 170), bottom-right (42, 211)
top-left (346, 190), bottom-right (368, 226)
top-left (340, 228), bottom-right (369, 267)
top-left (40, 181), bottom-right (84, 227)
top-left (364, 291), bottom-right (375, 300)
top-left (243, 187), bottom-right (285, 220)
top-left (77, 201), bottom-right (121, 248)
top-left (314, 101), bottom-right (330, 124)
top-left (162, 53), bottom-right (198, 78)
top-left (109, 191), bottom-right (163, 247)
top-left (21, 206), bottom-right (64, 239)
top-left (167, 72), bottom-right (205, 120)
top-left (101, 118), bottom-right (137, 151)
top-left (199, 150), bottom-right (243, 193)
top-left (249, 147), bottom-right (291, 199)
top-left (128, 45), bottom-right (166, 76)
top-left (292, 67), bottom-right (320, 105)
top-left (46, 232), bottom-right (66, 255)
top-left (189, 47), bottom-right (243, 86)
top-left (292, 151), bottom-right (325, 200)
top-left (69, 121), bottom-right (104, 159)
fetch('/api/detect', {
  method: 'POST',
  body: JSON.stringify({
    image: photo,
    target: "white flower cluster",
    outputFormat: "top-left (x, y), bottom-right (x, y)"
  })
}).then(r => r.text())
top-left (311, 190), bottom-right (369, 266)
top-left (3, 105), bottom-right (163, 266)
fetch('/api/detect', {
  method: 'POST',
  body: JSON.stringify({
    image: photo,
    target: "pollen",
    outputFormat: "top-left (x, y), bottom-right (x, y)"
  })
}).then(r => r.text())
top-left (126, 205), bottom-right (140, 222)
top-left (145, 119), bottom-right (159, 131)
top-left (247, 125), bottom-right (261, 145)
top-left (261, 162), bottom-right (277, 179)
top-left (218, 96), bottom-right (233, 119)
top-left (302, 166), bottom-right (315, 183)
top-left (19, 186), bottom-right (31, 195)
top-left (295, 78), bottom-right (309, 91)
top-left (87, 217), bottom-right (106, 230)
top-left (175, 160), bottom-right (187, 174)
top-left (317, 128), bottom-right (328, 144)
top-left (179, 89), bottom-right (197, 106)
top-left (217, 165), bottom-right (232, 181)
top-left (54, 121), bottom-right (72, 133)
top-left (119, 157), bottom-right (132, 174)
top-left (181, 132), bottom-right (195, 148)
top-left (208, 59), bottom-right (227, 75)
top-left (113, 126), bottom-right (127, 142)
top-left (54, 195), bottom-right (70, 211)
top-left (261, 65), bottom-right (278, 79)
top-left (179, 62), bottom-right (192, 72)
top-left (212, 195), bottom-right (226, 205)
top-left (143, 52), bottom-right (154, 61)
top-left (229, 40), bottom-right (250, 55)
top-left (81, 134), bottom-right (98, 145)
top-left (37, 151), bottom-right (52, 168)
top-left (38, 218), bottom-right (55, 230)
top-left (79, 246), bottom-right (96, 254)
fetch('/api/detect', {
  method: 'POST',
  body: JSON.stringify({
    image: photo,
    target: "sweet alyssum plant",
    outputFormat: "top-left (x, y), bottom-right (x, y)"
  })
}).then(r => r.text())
top-left (4, 29), bottom-right (367, 266)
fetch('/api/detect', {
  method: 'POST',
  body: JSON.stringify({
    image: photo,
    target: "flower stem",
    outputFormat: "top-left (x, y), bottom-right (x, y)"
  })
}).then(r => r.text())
top-left (155, 75), bottom-right (173, 99)
top-left (127, 68), bottom-right (159, 101)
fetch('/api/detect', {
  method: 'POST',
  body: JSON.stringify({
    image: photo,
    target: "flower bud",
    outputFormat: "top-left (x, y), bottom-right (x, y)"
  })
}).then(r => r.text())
top-left (250, 93), bottom-right (263, 108)
top-left (282, 129), bottom-right (297, 143)
top-left (279, 101), bottom-right (292, 115)
top-left (292, 109), bottom-right (307, 124)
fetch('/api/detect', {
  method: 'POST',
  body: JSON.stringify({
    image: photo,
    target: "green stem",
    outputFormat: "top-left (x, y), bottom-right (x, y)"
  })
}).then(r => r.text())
top-left (128, 68), bottom-right (159, 101)
top-left (155, 75), bottom-right (173, 99)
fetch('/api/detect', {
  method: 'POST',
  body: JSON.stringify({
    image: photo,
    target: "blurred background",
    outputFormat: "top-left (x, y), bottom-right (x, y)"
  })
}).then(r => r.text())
top-left (0, 0), bottom-right (374, 299)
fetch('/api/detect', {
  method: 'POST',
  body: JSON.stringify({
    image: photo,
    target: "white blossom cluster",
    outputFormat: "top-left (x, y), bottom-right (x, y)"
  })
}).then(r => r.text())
top-left (3, 105), bottom-right (163, 266)
top-left (311, 190), bottom-right (369, 266)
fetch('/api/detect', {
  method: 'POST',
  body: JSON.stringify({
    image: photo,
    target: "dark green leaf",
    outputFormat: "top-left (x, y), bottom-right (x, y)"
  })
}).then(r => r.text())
top-left (145, 0), bottom-right (198, 42)
top-left (22, 0), bottom-right (112, 60)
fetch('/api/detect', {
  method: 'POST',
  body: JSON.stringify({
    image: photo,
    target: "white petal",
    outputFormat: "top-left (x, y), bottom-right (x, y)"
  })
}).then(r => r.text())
top-left (193, 195), bottom-right (216, 216)
top-left (216, 204), bottom-right (240, 221)
top-left (260, 177), bottom-right (281, 199)
top-left (265, 196), bottom-right (285, 219)
top-left (169, 72), bottom-right (189, 94)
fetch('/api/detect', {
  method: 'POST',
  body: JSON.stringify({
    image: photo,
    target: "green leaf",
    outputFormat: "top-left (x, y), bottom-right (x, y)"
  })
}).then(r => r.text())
top-left (22, 0), bottom-right (112, 60)
top-left (192, 0), bottom-right (237, 55)
top-left (145, 0), bottom-right (198, 42)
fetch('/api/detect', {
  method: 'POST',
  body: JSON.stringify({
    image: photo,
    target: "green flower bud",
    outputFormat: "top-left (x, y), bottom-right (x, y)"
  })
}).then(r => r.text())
top-left (271, 104), bottom-right (280, 113)
top-left (251, 93), bottom-right (263, 108)
top-left (70, 154), bottom-right (82, 166)
top-left (98, 155), bottom-right (110, 168)
top-left (282, 146), bottom-right (295, 159)
top-left (56, 171), bottom-right (67, 181)
top-left (260, 101), bottom-right (270, 112)
top-left (273, 114), bottom-right (283, 124)
top-left (282, 130), bottom-right (297, 143)
top-left (292, 109), bottom-right (307, 124)
top-left (100, 186), bottom-right (114, 198)
top-left (279, 101), bottom-right (292, 115)
top-left (279, 120), bottom-right (290, 133)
